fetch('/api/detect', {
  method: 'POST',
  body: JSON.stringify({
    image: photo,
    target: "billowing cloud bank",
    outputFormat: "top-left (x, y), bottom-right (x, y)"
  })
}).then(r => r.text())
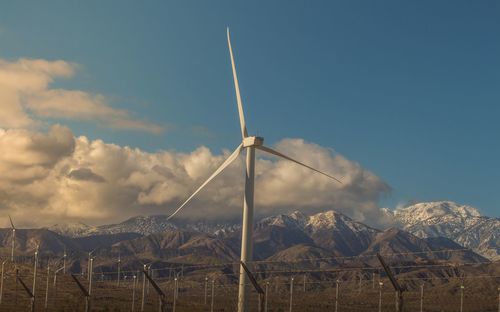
top-left (0, 56), bottom-right (391, 228)
top-left (0, 126), bottom-right (391, 228)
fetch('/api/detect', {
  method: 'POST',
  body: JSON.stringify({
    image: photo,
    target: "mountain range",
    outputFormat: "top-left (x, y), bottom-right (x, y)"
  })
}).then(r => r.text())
top-left (0, 201), bottom-right (495, 274)
top-left (47, 200), bottom-right (498, 260)
top-left (385, 201), bottom-right (499, 260)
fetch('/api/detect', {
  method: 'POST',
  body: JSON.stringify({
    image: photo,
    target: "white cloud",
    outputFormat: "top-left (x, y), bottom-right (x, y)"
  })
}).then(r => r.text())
top-left (0, 127), bottom-right (390, 228)
top-left (0, 58), bottom-right (162, 133)
top-left (254, 139), bottom-right (391, 224)
top-left (0, 125), bottom-right (74, 184)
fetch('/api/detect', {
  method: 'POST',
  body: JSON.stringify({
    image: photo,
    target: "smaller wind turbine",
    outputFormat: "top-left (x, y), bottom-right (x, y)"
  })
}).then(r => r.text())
top-left (87, 248), bottom-right (97, 298)
top-left (140, 262), bottom-right (153, 312)
top-left (53, 251), bottom-right (68, 287)
top-left (0, 260), bottom-right (6, 304)
top-left (32, 243), bottom-right (40, 299)
top-left (8, 215), bottom-right (15, 263)
top-left (63, 247), bottom-right (67, 274)
top-left (117, 253), bottom-right (121, 286)
top-left (87, 248), bottom-right (98, 280)
top-left (53, 266), bottom-right (64, 287)
top-left (131, 272), bottom-right (138, 312)
top-left (88, 256), bottom-right (94, 295)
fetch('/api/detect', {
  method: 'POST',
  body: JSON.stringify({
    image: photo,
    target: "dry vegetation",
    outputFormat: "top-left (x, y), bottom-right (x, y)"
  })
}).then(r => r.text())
top-left (0, 261), bottom-right (498, 311)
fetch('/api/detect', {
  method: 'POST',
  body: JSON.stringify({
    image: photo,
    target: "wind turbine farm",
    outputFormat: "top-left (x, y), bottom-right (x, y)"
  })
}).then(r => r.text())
top-left (0, 1), bottom-right (499, 311)
top-left (8, 216), bottom-right (16, 263)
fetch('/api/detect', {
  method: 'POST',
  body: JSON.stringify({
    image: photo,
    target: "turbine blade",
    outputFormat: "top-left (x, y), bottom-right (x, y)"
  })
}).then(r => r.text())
top-left (256, 145), bottom-right (342, 184)
top-left (167, 143), bottom-right (244, 220)
top-left (227, 28), bottom-right (248, 139)
top-left (8, 215), bottom-right (15, 229)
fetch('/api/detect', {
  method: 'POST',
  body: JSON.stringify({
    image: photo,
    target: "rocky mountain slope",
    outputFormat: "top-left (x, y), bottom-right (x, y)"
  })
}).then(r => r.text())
top-left (385, 201), bottom-right (499, 260)
top-left (86, 210), bottom-right (485, 270)
top-left (0, 228), bottom-right (139, 257)
top-left (49, 215), bottom-right (239, 238)
top-left (0, 205), bottom-right (485, 265)
top-left (0, 201), bottom-right (489, 270)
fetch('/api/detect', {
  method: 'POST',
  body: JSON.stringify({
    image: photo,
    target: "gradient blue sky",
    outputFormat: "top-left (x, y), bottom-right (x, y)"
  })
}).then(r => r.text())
top-left (1, 1), bottom-right (499, 217)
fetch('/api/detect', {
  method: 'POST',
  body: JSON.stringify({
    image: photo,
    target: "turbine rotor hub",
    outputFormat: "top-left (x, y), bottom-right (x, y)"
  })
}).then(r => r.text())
top-left (242, 136), bottom-right (264, 147)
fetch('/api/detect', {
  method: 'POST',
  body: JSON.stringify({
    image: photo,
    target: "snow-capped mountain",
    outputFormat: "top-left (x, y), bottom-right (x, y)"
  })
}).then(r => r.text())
top-left (8, 205), bottom-right (480, 267)
top-left (98, 215), bottom-right (179, 235)
top-left (302, 210), bottom-right (379, 256)
top-left (251, 209), bottom-right (378, 237)
top-left (386, 201), bottom-right (499, 260)
top-left (49, 215), bottom-right (239, 238)
top-left (393, 201), bottom-right (481, 235)
top-left (48, 201), bottom-right (498, 261)
top-left (255, 210), bottom-right (379, 256)
top-left (49, 222), bottom-right (99, 237)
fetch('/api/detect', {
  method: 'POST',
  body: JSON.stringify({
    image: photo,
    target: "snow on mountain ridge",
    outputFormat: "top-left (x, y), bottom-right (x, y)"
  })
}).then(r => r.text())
top-left (52, 209), bottom-right (373, 240)
top-left (393, 201), bottom-right (481, 225)
top-left (48, 222), bottom-right (99, 237)
top-left (307, 210), bottom-right (340, 229)
top-left (48, 201), bottom-right (497, 261)
top-left (389, 201), bottom-right (498, 261)
top-left (256, 209), bottom-right (377, 236)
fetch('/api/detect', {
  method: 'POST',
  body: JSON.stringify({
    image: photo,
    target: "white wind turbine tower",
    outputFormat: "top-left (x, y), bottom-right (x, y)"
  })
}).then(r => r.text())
top-left (8, 215), bottom-right (16, 263)
top-left (167, 28), bottom-right (342, 312)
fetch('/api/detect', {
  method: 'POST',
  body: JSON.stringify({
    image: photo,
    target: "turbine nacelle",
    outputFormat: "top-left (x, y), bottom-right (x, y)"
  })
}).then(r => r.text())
top-left (242, 136), bottom-right (264, 147)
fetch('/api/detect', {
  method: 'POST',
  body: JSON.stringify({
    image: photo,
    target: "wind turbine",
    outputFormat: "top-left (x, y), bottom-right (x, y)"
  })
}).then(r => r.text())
top-left (140, 262), bottom-right (153, 312)
top-left (117, 252), bottom-right (121, 286)
top-left (63, 247), bottom-right (67, 274)
top-left (8, 215), bottom-right (16, 263)
top-left (167, 28), bottom-right (342, 312)
top-left (87, 248), bottom-right (98, 280)
top-left (33, 243), bottom-right (40, 300)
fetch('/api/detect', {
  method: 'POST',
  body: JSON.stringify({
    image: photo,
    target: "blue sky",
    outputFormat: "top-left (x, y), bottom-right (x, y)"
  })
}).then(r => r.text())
top-left (1, 1), bottom-right (499, 218)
